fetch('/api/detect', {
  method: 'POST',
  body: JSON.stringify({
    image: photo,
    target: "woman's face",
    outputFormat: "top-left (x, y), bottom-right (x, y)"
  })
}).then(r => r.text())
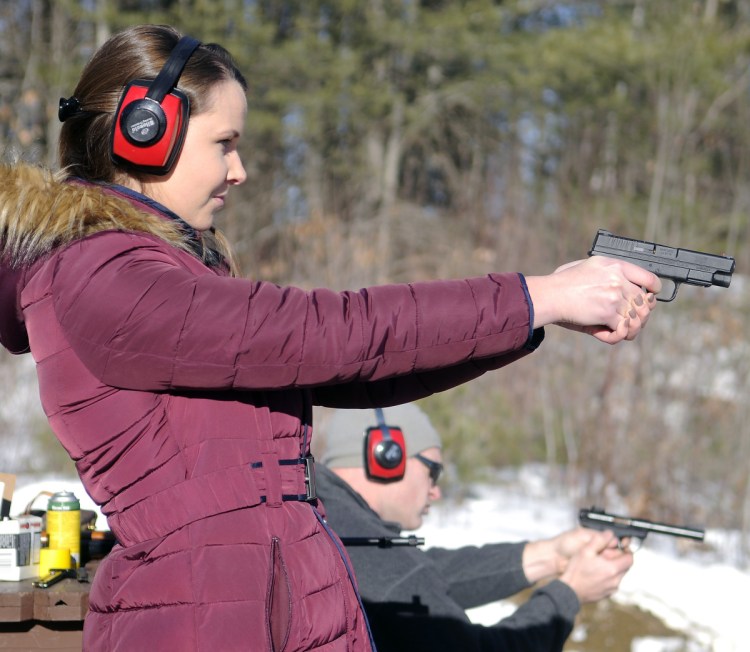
top-left (136, 79), bottom-right (247, 231)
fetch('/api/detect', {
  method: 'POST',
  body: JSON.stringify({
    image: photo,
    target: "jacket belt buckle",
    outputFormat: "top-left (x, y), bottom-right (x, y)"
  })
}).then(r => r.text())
top-left (303, 454), bottom-right (317, 502)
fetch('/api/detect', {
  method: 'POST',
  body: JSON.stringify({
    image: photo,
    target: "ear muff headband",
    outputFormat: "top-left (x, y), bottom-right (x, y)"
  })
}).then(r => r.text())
top-left (364, 408), bottom-right (406, 482)
top-left (145, 36), bottom-right (201, 104)
top-left (111, 35), bottom-right (201, 175)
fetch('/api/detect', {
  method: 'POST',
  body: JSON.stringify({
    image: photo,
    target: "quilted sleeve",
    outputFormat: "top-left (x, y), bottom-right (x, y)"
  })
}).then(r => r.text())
top-left (51, 231), bottom-right (538, 391)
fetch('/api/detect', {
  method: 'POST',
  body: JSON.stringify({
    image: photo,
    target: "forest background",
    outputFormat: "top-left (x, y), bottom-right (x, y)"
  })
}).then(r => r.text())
top-left (2, 0), bottom-right (750, 564)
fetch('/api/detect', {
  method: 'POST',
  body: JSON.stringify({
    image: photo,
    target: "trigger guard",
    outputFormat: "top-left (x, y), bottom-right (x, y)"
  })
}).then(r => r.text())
top-left (655, 279), bottom-right (678, 302)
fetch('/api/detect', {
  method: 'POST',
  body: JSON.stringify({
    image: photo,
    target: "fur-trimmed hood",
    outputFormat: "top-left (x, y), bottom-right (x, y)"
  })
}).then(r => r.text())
top-left (0, 163), bottom-right (187, 268)
top-left (0, 163), bottom-right (187, 353)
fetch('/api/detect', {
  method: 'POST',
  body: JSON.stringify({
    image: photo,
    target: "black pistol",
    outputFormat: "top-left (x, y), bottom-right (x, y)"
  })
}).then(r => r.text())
top-left (579, 506), bottom-right (705, 548)
top-left (589, 229), bottom-right (735, 301)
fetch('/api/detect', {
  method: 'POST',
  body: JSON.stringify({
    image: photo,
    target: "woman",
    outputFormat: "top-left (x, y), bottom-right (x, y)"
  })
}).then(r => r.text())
top-left (0, 25), bottom-right (659, 652)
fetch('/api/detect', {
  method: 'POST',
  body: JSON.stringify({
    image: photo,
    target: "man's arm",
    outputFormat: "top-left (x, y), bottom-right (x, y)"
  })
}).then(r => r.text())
top-left (425, 542), bottom-right (532, 608)
top-left (424, 526), bottom-right (629, 608)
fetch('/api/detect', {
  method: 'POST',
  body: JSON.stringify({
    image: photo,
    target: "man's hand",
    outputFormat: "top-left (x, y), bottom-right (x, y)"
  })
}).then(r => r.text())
top-left (559, 530), bottom-right (634, 603)
top-left (549, 527), bottom-right (597, 575)
top-left (521, 527), bottom-right (594, 583)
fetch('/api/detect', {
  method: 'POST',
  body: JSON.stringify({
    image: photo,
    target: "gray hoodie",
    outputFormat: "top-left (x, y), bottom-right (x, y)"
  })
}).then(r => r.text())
top-left (318, 464), bottom-right (580, 652)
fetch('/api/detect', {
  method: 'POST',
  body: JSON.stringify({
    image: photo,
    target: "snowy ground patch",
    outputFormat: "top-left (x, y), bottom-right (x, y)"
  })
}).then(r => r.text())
top-left (414, 475), bottom-right (746, 652)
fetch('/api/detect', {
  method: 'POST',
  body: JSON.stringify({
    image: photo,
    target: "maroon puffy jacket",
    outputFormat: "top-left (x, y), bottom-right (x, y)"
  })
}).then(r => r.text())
top-left (0, 164), bottom-right (542, 651)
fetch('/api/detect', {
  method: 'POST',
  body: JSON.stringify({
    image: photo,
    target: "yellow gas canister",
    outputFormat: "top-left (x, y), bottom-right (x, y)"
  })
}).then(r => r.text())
top-left (47, 491), bottom-right (81, 568)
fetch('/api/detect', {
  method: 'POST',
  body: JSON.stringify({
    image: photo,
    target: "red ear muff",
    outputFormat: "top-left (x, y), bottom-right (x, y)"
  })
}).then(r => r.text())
top-left (364, 410), bottom-right (406, 482)
top-left (112, 81), bottom-right (189, 174)
top-left (111, 35), bottom-right (200, 176)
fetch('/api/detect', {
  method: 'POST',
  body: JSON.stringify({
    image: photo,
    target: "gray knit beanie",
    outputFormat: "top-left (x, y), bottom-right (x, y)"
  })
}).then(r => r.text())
top-left (319, 404), bottom-right (442, 468)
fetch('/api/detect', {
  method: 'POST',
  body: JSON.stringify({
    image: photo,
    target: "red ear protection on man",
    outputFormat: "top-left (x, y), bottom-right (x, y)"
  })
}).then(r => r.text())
top-left (364, 408), bottom-right (407, 482)
top-left (111, 35), bottom-right (201, 175)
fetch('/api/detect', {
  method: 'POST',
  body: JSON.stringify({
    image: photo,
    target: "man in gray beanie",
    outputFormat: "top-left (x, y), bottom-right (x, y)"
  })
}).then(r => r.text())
top-left (315, 403), bottom-right (633, 652)
top-left (319, 403), bottom-right (443, 531)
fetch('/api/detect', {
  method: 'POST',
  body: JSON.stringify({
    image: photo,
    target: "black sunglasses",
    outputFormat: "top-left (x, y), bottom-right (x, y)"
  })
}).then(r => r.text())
top-left (414, 453), bottom-right (443, 485)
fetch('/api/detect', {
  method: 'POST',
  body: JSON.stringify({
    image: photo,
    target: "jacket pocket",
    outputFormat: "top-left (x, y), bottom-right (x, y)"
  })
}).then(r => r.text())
top-left (266, 536), bottom-right (292, 652)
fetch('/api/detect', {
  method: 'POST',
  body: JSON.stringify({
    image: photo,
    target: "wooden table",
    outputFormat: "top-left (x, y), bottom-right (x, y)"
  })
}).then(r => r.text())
top-left (0, 564), bottom-right (95, 651)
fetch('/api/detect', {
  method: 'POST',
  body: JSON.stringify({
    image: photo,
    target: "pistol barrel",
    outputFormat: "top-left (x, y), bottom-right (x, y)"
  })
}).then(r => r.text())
top-left (580, 507), bottom-right (705, 542)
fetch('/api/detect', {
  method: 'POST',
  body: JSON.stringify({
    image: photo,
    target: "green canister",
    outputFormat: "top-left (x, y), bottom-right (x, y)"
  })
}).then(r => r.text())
top-left (47, 491), bottom-right (81, 567)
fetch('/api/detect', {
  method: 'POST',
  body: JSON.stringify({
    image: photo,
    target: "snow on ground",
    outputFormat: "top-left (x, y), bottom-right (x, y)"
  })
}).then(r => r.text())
top-left (7, 467), bottom-right (748, 651)
top-left (414, 471), bottom-right (747, 652)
